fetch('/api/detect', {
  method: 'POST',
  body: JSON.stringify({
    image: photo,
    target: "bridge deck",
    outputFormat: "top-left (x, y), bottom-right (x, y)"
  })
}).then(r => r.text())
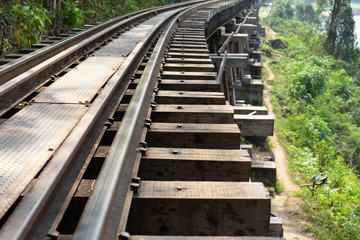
top-left (0, 9), bottom-right (177, 219)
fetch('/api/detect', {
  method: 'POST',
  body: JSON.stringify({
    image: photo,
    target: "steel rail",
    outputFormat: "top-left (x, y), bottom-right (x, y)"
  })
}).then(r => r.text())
top-left (73, 1), bottom-right (222, 239)
top-left (0, 0), bottom-right (204, 116)
top-left (217, 50), bottom-right (229, 102)
top-left (217, 3), bottom-right (255, 55)
top-left (0, 6), bottom-right (193, 240)
top-left (0, 0), bottom-right (202, 85)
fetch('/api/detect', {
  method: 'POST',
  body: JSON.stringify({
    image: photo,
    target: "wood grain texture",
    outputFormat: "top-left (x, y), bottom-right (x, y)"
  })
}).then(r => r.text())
top-left (167, 52), bottom-right (210, 59)
top-left (127, 181), bottom-right (270, 236)
top-left (158, 80), bottom-right (220, 91)
top-left (156, 90), bottom-right (225, 104)
top-left (170, 44), bottom-right (208, 49)
top-left (146, 123), bottom-right (241, 149)
top-left (162, 71), bottom-right (216, 80)
top-left (163, 63), bottom-right (215, 72)
top-left (165, 58), bottom-right (213, 64)
top-left (169, 48), bottom-right (209, 54)
top-left (131, 236), bottom-right (284, 240)
top-left (139, 147), bottom-right (251, 181)
top-left (233, 106), bottom-right (268, 115)
top-left (234, 115), bottom-right (274, 136)
top-left (151, 104), bottom-right (233, 123)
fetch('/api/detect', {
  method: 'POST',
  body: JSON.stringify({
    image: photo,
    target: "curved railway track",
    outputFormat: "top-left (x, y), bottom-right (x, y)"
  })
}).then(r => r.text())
top-left (0, 0), bottom-right (203, 116)
top-left (0, 0), bottom-right (281, 239)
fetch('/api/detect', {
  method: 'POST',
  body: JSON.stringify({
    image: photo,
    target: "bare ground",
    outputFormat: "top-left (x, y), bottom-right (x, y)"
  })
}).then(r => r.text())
top-left (263, 28), bottom-right (317, 240)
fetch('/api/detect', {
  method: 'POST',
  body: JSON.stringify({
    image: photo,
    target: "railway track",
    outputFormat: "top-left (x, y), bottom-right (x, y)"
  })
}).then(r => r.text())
top-left (0, 0), bottom-right (282, 239)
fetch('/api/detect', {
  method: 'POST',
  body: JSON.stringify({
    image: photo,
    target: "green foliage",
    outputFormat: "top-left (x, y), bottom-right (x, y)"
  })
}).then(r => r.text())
top-left (289, 64), bottom-right (328, 100)
top-left (272, 0), bottom-right (294, 20)
top-left (325, 0), bottom-right (356, 60)
top-left (0, 0), bottom-right (176, 55)
top-left (261, 5), bottom-right (360, 237)
top-left (0, 1), bottom-right (51, 51)
top-left (61, 0), bottom-right (83, 28)
top-left (295, 3), bottom-right (317, 22)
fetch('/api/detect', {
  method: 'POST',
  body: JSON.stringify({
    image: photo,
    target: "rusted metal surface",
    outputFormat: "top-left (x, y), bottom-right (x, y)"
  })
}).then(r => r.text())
top-left (0, 8), bottom-right (183, 240)
top-left (0, 104), bottom-right (87, 219)
top-left (33, 14), bottom-right (169, 104)
top-left (0, 1), bottom-right (205, 115)
top-left (0, 1), bottom-right (273, 239)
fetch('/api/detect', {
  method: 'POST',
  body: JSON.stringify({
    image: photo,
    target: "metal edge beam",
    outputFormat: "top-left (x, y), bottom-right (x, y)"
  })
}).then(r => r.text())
top-left (73, 1), bottom-right (223, 239)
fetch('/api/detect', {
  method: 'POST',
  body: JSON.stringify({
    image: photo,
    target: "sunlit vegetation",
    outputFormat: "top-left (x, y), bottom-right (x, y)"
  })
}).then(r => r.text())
top-left (0, 0), bottom-right (179, 56)
top-left (260, 0), bottom-right (360, 238)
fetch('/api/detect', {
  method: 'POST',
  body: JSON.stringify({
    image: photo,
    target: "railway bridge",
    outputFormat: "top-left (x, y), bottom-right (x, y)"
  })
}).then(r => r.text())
top-left (0, 0), bottom-right (281, 239)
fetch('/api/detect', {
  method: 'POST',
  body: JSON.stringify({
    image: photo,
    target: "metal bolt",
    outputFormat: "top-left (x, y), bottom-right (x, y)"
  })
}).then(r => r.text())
top-left (118, 232), bottom-right (130, 240)
top-left (151, 103), bottom-right (156, 110)
top-left (177, 124), bottom-right (183, 128)
top-left (180, 80), bottom-right (185, 82)
top-left (144, 122), bottom-right (151, 129)
top-left (130, 183), bottom-right (140, 194)
top-left (104, 121), bottom-right (113, 127)
top-left (177, 186), bottom-right (183, 191)
top-left (179, 91), bottom-right (183, 95)
top-left (153, 88), bottom-right (159, 94)
top-left (139, 141), bottom-right (147, 148)
top-left (131, 177), bottom-right (141, 183)
top-left (172, 149), bottom-right (179, 154)
top-left (177, 105), bottom-right (183, 109)
top-left (145, 118), bottom-right (152, 123)
top-left (139, 147), bottom-right (147, 155)
top-left (108, 117), bottom-right (114, 124)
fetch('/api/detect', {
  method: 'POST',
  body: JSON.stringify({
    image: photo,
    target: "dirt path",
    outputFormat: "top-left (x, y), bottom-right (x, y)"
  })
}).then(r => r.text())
top-left (263, 29), bottom-right (316, 239)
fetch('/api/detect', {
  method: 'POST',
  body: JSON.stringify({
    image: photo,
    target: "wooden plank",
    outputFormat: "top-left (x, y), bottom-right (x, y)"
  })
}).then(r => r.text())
top-left (169, 48), bottom-right (209, 54)
top-left (177, 28), bottom-right (205, 32)
top-left (151, 104), bottom-right (234, 123)
top-left (251, 161), bottom-right (276, 186)
top-left (174, 32), bottom-right (205, 36)
top-left (127, 181), bottom-right (270, 236)
top-left (163, 63), bottom-right (215, 72)
top-left (173, 37), bottom-right (205, 42)
top-left (173, 35), bottom-right (205, 39)
top-left (156, 90), bottom-right (225, 105)
top-left (177, 28), bottom-right (205, 31)
top-left (165, 57), bottom-right (213, 64)
top-left (171, 41), bottom-right (208, 45)
top-left (233, 106), bottom-right (268, 115)
top-left (158, 80), bottom-right (220, 91)
top-left (162, 71), bottom-right (216, 80)
top-left (131, 236), bottom-right (284, 240)
top-left (146, 123), bottom-right (241, 149)
top-left (139, 147), bottom-right (251, 181)
top-left (234, 115), bottom-right (274, 136)
top-left (170, 44), bottom-right (208, 49)
top-left (167, 52), bottom-right (209, 59)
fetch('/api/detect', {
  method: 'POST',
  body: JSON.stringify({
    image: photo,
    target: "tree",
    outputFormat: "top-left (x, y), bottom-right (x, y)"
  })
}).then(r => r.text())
top-left (273, 0), bottom-right (294, 20)
top-left (325, 0), bottom-right (356, 60)
top-left (295, 3), bottom-right (317, 22)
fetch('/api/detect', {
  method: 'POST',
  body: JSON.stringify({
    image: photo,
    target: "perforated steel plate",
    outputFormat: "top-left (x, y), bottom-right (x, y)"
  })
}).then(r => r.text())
top-left (34, 10), bottom-right (177, 104)
top-left (0, 9), bottom-right (178, 220)
top-left (0, 104), bottom-right (87, 218)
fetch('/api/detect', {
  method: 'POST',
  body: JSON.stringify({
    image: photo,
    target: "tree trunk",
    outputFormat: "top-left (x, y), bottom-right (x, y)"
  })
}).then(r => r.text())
top-left (326, 0), bottom-right (342, 55)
